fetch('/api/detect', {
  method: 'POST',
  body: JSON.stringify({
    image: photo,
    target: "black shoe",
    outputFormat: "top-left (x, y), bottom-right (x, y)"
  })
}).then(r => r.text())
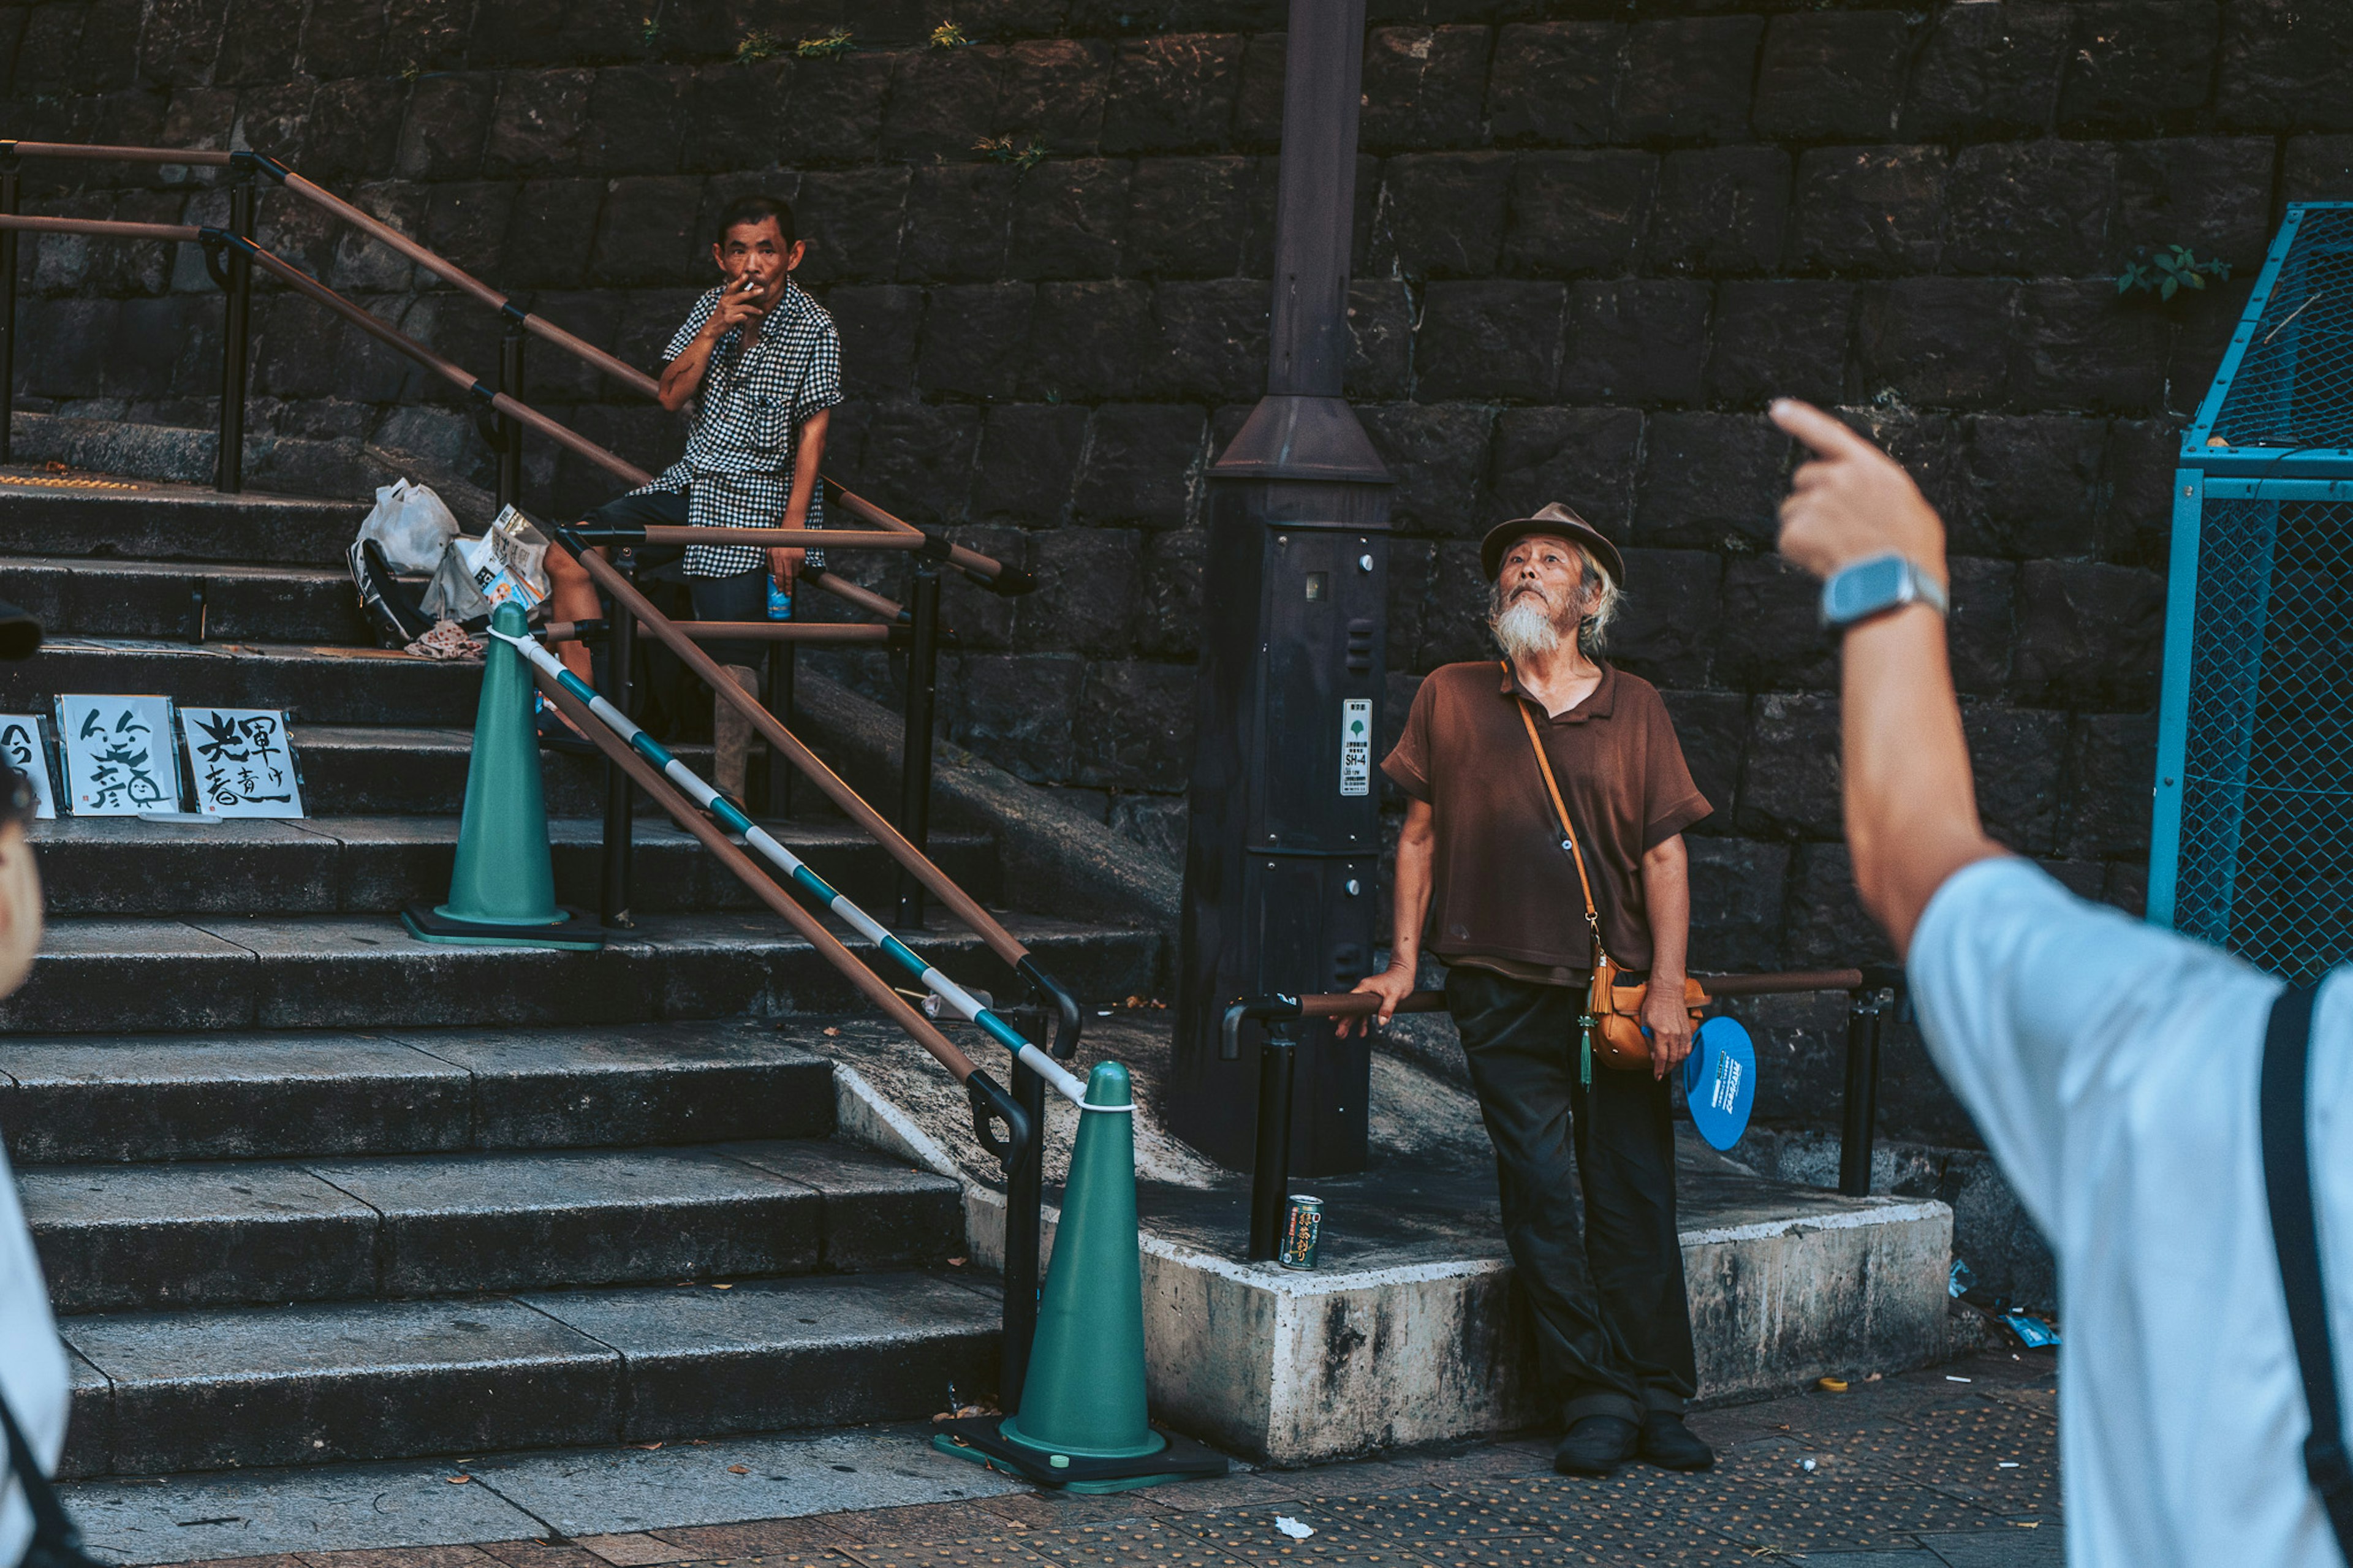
top-left (1553, 1415), bottom-right (1639, 1475)
top-left (1637, 1411), bottom-right (1715, 1472)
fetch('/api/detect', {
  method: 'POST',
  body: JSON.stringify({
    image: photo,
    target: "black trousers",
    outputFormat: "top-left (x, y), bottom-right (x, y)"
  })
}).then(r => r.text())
top-left (1446, 963), bottom-right (1699, 1425)
top-left (584, 489), bottom-right (769, 668)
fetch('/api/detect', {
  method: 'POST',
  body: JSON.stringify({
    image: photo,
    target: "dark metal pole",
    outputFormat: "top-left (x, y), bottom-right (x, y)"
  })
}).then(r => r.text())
top-left (1247, 1023), bottom-right (1300, 1261)
top-left (0, 154), bottom-right (19, 466)
top-left (598, 548), bottom-right (638, 927)
top-left (495, 324), bottom-right (525, 510)
top-left (764, 639), bottom-right (795, 819)
top-left (1839, 988), bottom-right (1889, 1197)
top-left (1169, 0), bottom-right (1393, 1176)
top-left (895, 560), bottom-right (942, 929)
top-left (214, 170), bottom-right (256, 494)
top-left (1001, 1050), bottom-right (1047, 1411)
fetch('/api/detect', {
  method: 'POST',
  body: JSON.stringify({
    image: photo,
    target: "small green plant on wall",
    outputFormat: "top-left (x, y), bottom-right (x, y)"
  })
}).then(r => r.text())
top-left (976, 135), bottom-right (1047, 169)
top-left (931, 21), bottom-right (969, 46)
top-left (2117, 244), bottom-right (2233, 302)
top-left (735, 28), bottom-right (784, 61)
top-left (796, 27), bottom-right (855, 56)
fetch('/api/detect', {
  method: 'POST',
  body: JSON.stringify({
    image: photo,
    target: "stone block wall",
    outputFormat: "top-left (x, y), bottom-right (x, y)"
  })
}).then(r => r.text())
top-left (4, 0), bottom-right (2350, 1143)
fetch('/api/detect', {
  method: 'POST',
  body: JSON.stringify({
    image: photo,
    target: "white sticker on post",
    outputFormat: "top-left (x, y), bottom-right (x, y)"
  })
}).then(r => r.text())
top-left (1339, 698), bottom-right (1372, 797)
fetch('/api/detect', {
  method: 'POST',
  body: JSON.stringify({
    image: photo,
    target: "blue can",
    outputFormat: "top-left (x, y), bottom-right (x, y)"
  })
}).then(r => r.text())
top-left (767, 577), bottom-right (793, 621)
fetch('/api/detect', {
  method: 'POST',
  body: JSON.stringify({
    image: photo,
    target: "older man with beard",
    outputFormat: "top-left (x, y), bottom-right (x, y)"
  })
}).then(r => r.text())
top-left (1349, 502), bottom-right (1714, 1477)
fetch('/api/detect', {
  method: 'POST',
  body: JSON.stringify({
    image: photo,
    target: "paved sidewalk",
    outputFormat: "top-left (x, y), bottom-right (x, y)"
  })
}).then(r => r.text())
top-left (145, 1349), bottom-right (2059, 1568)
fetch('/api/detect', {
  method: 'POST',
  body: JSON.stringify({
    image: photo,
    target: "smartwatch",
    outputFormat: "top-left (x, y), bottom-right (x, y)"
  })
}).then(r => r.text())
top-left (1819, 552), bottom-right (1948, 631)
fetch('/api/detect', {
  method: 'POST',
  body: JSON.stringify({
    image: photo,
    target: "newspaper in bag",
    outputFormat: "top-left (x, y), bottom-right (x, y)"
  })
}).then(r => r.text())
top-left (462, 506), bottom-right (553, 616)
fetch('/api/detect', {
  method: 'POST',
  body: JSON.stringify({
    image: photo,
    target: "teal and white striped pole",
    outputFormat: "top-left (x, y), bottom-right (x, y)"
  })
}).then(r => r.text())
top-left (496, 624), bottom-right (1097, 1108)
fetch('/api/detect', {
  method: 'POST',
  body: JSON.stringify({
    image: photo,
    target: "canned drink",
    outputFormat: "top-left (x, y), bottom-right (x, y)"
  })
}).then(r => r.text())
top-left (1279, 1195), bottom-right (1323, 1270)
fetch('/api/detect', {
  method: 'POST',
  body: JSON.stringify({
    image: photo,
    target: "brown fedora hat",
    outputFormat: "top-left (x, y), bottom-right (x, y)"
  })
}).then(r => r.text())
top-left (1480, 502), bottom-right (1626, 587)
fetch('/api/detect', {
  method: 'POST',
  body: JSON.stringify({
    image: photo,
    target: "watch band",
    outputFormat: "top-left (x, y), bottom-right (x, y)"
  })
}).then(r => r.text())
top-left (1819, 552), bottom-right (1949, 631)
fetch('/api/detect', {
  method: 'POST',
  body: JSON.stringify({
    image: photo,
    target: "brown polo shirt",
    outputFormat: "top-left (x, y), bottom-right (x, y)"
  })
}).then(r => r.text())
top-left (1382, 660), bottom-right (1710, 983)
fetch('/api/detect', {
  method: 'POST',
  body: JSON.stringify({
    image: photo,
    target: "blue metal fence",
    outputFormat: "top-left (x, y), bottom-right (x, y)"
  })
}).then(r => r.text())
top-left (2152, 204), bottom-right (2353, 978)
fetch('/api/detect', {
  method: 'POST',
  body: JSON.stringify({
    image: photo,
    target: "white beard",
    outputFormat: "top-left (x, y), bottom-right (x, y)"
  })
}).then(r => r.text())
top-left (1493, 597), bottom-right (1564, 662)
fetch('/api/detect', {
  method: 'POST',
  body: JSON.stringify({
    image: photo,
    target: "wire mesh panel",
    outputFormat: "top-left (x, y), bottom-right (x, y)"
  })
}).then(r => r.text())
top-left (2208, 206), bottom-right (2353, 451)
top-left (2170, 492), bottom-right (2353, 979)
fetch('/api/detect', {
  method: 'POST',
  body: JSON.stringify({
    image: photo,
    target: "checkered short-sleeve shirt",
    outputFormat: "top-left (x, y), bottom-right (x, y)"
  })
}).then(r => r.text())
top-left (634, 278), bottom-right (844, 577)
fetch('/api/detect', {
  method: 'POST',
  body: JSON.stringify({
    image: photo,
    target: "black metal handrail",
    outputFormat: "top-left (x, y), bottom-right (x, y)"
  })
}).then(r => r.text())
top-left (1224, 966), bottom-right (1908, 1263)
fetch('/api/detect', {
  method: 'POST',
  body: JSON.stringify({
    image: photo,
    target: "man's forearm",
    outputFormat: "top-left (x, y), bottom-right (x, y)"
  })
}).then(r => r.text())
top-left (780, 412), bottom-right (829, 528)
top-left (1641, 840), bottom-right (1689, 981)
top-left (1389, 830), bottom-right (1433, 972)
top-left (657, 340), bottom-right (714, 412)
top-left (1842, 605), bottom-right (2003, 955)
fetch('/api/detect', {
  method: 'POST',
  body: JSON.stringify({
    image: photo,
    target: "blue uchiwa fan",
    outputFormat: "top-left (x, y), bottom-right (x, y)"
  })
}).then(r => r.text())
top-left (1683, 1015), bottom-right (1757, 1151)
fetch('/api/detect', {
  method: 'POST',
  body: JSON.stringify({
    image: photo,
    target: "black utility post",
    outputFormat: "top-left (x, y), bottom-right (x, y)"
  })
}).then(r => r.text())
top-left (1168, 0), bottom-right (1393, 1176)
top-left (214, 164), bottom-right (257, 494)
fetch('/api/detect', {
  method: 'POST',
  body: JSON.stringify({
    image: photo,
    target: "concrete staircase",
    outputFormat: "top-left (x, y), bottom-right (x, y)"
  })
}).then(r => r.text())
top-left (0, 474), bottom-right (1160, 1479)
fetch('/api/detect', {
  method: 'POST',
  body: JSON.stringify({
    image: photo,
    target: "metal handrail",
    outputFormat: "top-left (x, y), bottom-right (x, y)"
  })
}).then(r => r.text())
top-left (0, 139), bottom-right (1034, 597)
top-left (543, 618), bottom-right (898, 645)
top-left (564, 534), bottom-right (1038, 970)
top-left (1226, 966), bottom-right (1908, 1260)
top-left (0, 146), bottom-right (1075, 1405)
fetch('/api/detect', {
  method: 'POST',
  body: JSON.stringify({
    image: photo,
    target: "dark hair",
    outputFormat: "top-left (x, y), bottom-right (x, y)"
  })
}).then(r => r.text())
top-left (714, 194), bottom-right (796, 248)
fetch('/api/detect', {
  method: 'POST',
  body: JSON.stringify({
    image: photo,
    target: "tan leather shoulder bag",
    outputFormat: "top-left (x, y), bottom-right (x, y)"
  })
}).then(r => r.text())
top-left (1510, 668), bottom-right (1707, 1081)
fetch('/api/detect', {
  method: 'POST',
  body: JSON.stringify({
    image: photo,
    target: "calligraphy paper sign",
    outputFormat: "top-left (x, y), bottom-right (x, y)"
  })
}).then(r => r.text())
top-left (56, 695), bottom-right (180, 816)
top-left (0, 714), bottom-right (58, 819)
top-left (178, 707), bottom-right (304, 819)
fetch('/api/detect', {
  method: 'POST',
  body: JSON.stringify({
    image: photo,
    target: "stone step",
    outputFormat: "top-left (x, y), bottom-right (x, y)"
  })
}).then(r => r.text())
top-left (0, 555), bottom-right (369, 645)
top-left (61, 1269), bottom-right (998, 1477)
top-left (28, 815), bottom-right (998, 915)
top-left (0, 477), bottom-right (363, 569)
top-left (1, 912), bottom-right (1158, 1034)
top-left (26, 1140), bottom-right (961, 1312)
top-left (4, 637), bottom-right (479, 727)
top-left (0, 1021), bottom-right (837, 1165)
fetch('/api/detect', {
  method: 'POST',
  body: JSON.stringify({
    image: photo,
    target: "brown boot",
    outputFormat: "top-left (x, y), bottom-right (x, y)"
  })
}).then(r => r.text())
top-left (713, 662), bottom-right (760, 805)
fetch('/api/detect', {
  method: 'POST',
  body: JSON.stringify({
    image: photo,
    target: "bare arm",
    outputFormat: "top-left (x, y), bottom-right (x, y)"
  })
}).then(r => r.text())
top-left (768, 409), bottom-right (831, 587)
top-left (1638, 834), bottom-right (1693, 1078)
top-left (1770, 400), bottom-right (2007, 954)
top-left (657, 288), bottom-right (766, 413)
top-left (1346, 797), bottom-right (1433, 1035)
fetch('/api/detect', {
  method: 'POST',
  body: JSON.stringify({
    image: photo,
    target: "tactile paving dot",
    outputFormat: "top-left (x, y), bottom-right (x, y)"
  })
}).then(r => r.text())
top-left (1673, 1475), bottom-right (2014, 1553)
top-left (1155, 1510), bottom-right (1441, 1564)
top-left (1025, 1521), bottom-right (1272, 1566)
top-left (833, 1537), bottom-right (1054, 1567)
top-left (1268, 1491), bottom-right (1541, 1543)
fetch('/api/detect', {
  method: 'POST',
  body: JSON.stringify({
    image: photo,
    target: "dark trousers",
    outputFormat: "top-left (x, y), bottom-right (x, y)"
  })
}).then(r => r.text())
top-left (584, 489), bottom-right (768, 668)
top-left (1446, 963), bottom-right (1699, 1425)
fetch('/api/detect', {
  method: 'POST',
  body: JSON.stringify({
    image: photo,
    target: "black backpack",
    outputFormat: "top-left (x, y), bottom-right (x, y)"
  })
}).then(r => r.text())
top-left (2262, 983), bottom-right (2353, 1561)
top-left (0, 1393), bottom-right (101, 1568)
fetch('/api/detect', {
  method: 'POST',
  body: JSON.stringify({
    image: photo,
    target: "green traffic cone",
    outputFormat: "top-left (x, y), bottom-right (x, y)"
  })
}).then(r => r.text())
top-left (401, 600), bottom-right (601, 950)
top-left (930, 1058), bottom-right (1225, 1490)
top-left (1001, 1060), bottom-right (1159, 1460)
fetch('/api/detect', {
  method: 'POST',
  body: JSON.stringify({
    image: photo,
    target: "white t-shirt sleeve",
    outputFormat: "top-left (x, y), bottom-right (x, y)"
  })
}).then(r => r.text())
top-left (1906, 856), bottom-right (2272, 1240)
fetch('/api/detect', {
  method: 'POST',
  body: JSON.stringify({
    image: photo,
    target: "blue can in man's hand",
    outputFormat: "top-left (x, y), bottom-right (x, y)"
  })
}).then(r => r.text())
top-left (767, 577), bottom-right (792, 621)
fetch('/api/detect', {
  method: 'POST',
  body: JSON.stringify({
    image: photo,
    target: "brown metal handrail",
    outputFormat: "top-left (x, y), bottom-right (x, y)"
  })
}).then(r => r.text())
top-left (536, 671), bottom-right (981, 1077)
top-left (0, 140), bottom-right (1027, 595)
top-left (569, 540), bottom-right (1034, 973)
top-left (0, 140), bottom-right (232, 167)
top-left (1229, 965), bottom-right (1907, 1257)
top-left (543, 619), bottom-right (895, 644)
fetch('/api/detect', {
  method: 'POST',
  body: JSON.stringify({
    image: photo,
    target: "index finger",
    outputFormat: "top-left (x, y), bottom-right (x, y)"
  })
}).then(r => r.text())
top-left (1770, 398), bottom-right (1875, 463)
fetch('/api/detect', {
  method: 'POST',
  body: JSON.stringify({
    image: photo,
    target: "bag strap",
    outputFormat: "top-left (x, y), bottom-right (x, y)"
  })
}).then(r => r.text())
top-left (1509, 664), bottom-right (1610, 969)
top-left (0, 1387), bottom-right (89, 1561)
top-left (2260, 980), bottom-right (2353, 1559)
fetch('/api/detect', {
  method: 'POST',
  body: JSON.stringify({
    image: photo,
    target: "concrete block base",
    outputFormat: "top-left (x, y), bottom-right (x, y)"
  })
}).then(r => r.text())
top-left (830, 1021), bottom-right (1954, 1466)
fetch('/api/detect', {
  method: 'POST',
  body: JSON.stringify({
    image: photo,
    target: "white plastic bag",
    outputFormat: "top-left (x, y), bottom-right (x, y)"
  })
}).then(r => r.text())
top-left (352, 480), bottom-right (460, 574)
